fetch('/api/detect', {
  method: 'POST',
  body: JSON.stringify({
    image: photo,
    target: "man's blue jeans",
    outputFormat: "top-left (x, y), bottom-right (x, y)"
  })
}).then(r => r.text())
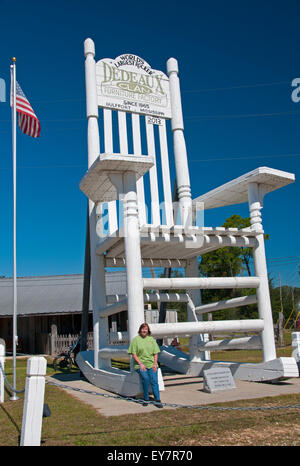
top-left (137, 367), bottom-right (160, 401)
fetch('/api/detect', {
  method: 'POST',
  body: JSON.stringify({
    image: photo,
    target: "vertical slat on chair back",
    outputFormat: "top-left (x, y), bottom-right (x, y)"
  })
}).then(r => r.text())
top-left (132, 113), bottom-right (147, 226)
top-left (158, 120), bottom-right (173, 226)
top-left (145, 118), bottom-right (160, 226)
top-left (102, 108), bottom-right (118, 236)
top-left (118, 111), bottom-right (128, 154)
top-left (103, 109), bottom-right (113, 152)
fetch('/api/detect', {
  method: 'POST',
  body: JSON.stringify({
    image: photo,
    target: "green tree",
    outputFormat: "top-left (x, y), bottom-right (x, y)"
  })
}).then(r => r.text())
top-left (222, 215), bottom-right (252, 276)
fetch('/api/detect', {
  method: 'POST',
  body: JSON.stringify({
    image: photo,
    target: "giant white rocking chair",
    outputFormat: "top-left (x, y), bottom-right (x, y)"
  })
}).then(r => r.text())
top-left (76, 38), bottom-right (298, 396)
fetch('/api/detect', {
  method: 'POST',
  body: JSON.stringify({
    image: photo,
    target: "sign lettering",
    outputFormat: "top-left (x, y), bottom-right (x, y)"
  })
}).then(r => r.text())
top-left (96, 55), bottom-right (172, 118)
top-left (147, 116), bottom-right (163, 126)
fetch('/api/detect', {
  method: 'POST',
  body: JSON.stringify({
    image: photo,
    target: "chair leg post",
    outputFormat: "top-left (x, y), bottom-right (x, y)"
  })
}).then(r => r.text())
top-left (248, 182), bottom-right (276, 362)
top-left (252, 234), bottom-right (277, 362)
top-left (123, 172), bottom-right (145, 352)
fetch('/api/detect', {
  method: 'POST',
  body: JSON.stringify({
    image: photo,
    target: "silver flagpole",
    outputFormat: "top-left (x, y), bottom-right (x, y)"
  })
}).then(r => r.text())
top-left (10, 57), bottom-right (18, 401)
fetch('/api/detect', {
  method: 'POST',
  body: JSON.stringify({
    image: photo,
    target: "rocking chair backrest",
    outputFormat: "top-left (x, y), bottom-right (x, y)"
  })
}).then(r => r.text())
top-left (93, 53), bottom-right (187, 233)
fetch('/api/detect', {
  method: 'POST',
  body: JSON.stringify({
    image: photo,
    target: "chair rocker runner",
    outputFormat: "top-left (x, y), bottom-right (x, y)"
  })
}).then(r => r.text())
top-left (76, 38), bottom-right (298, 397)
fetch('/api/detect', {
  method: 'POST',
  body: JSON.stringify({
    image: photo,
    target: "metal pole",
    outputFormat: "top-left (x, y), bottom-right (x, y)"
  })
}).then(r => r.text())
top-left (11, 57), bottom-right (18, 400)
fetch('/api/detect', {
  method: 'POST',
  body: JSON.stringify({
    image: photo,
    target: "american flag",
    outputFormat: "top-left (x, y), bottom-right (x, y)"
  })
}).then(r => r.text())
top-left (10, 79), bottom-right (41, 138)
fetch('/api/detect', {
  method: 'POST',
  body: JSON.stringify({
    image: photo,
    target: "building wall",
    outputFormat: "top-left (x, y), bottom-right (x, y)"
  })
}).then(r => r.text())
top-left (0, 309), bottom-right (177, 354)
top-left (0, 313), bottom-right (93, 354)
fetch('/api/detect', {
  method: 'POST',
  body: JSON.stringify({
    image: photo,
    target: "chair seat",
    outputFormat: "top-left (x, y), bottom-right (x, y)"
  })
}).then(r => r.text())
top-left (96, 224), bottom-right (260, 261)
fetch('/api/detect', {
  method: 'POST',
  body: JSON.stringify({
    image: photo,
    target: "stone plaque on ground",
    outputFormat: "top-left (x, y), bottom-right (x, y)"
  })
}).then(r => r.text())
top-left (203, 367), bottom-right (236, 393)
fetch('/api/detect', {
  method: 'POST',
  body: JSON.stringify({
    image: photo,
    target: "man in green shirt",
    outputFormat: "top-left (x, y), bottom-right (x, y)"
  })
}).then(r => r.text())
top-left (128, 322), bottom-right (163, 408)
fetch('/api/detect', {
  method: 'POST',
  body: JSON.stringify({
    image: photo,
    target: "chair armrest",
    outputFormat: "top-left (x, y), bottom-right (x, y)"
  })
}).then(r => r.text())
top-left (193, 166), bottom-right (295, 210)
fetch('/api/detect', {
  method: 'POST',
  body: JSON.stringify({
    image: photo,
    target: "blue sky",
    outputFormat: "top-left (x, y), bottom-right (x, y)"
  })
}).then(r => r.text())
top-left (0, 0), bottom-right (299, 287)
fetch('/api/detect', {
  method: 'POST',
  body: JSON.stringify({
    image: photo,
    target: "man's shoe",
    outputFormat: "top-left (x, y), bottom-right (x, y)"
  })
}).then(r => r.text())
top-left (154, 400), bottom-right (163, 408)
top-left (142, 400), bottom-right (149, 407)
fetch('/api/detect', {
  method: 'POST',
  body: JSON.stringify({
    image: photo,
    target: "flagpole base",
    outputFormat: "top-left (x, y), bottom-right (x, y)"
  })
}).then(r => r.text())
top-left (10, 394), bottom-right (19, 401)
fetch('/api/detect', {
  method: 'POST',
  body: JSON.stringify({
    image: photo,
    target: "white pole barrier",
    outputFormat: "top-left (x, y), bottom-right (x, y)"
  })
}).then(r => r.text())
top-left (20, 357), bottom-right (47, 446)
top-left (0, 339), bottom-right (5, 403)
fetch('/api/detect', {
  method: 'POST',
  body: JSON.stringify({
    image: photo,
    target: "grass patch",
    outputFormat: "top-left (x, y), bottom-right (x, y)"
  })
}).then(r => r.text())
top-left (1, 333), bottom-right (299, 446)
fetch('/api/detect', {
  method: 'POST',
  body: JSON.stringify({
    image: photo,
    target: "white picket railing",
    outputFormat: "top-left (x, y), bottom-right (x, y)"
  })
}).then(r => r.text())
top-left (51, 333), bottom-right (93, 355)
